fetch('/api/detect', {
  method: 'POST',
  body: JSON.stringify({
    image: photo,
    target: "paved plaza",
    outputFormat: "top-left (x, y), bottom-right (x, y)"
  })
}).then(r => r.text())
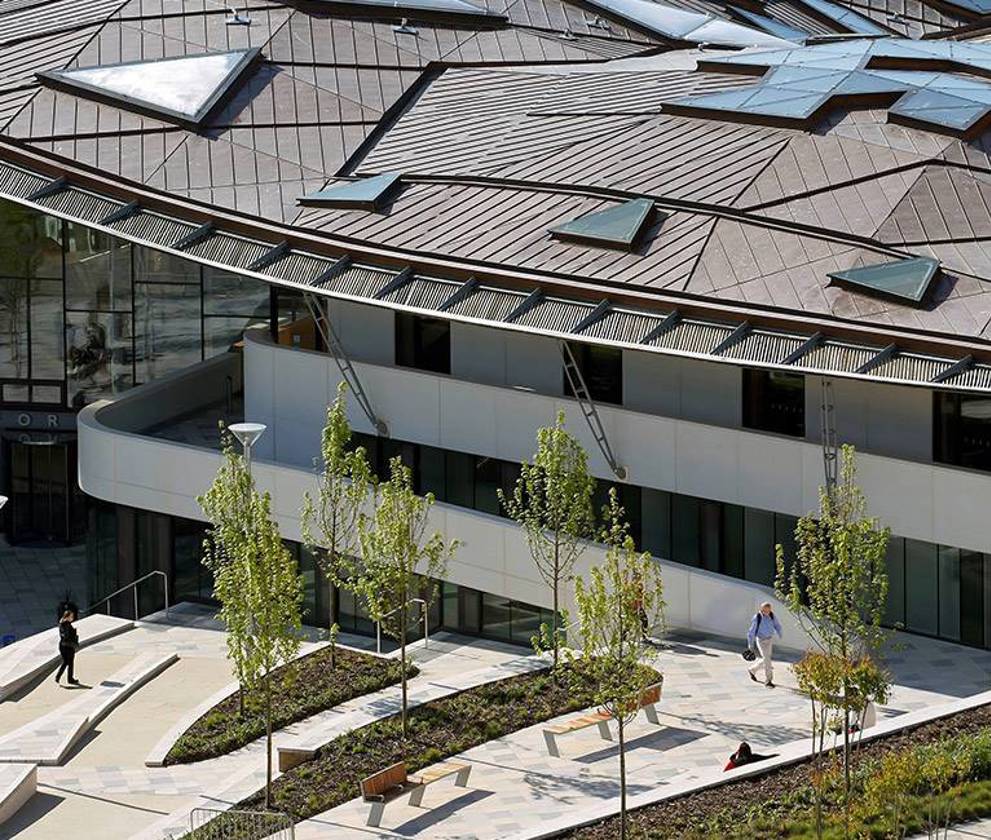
top-left (0, 602), bottom-right (987, 839)
top-left (0, 541), bottom-right (87, 644)
top-left (294, 631), bottom-right (991, 839)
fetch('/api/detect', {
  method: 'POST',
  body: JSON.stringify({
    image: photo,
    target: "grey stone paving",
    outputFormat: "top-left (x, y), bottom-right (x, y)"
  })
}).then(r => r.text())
top-left (294, 630), bottom-right (991, 840)
top-left (0, 540), bottom-right (87, 644)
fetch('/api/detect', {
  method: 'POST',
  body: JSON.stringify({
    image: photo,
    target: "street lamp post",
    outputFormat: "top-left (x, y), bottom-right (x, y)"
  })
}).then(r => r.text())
top-left (229, 422), bottom-right (267, 478)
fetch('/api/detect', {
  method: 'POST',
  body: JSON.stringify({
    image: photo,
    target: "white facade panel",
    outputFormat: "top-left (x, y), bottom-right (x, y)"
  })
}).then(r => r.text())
top-left (238, 331), bottom-right (991, 554)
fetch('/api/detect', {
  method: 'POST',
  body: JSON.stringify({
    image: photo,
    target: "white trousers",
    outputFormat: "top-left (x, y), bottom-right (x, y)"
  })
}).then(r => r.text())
top-left (748, 637), bottom-right (774, 683)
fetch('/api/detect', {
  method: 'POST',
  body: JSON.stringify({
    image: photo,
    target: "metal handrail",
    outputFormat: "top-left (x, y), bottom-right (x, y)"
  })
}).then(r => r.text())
top-left (376, 597), bottom-right (428, 654)
top-left (82, 570), bottom-right (170, 622)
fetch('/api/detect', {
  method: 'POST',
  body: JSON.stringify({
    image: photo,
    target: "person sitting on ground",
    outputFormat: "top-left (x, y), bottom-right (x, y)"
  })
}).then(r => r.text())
top-left (724, 741), bottom-right (776, 771)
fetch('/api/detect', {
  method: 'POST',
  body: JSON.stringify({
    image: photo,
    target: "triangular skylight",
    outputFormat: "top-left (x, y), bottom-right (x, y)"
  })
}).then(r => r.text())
top-left (550, 199), bottom-right (658, 250)
top-left (828, 256), bottom-right (940, 305)
top-left (38, 50), bottom-right (261, 128)
top-left (299, 173), bottom-right (403, 211)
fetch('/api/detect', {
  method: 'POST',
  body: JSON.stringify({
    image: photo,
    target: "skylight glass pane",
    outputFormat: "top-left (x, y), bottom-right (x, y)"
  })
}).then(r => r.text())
top-left (581, 0), bottom-right (792, 47)
top-left (676, 40), bottom-right (991, 137)
top-left (334, 0), bottom-right (502, 15)
top-left (61, 53), bottom-right (243, 118)
top-left (550, 198), bottom-right (656, 249)
top-left (299, 173), bottom-right (402, 210)
top-left (40, 49), bottom-right (259, 126)
top-left (799, 0), bottom-right (888, 34)
top-left (728, 6), bottom-right (809, 43)
top-left (828, 257), bottom-right (940, 304)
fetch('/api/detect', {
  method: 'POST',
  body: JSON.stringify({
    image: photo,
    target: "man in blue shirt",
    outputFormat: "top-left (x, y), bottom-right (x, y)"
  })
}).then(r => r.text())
top-left (747, 601), bottom-right (783, 688)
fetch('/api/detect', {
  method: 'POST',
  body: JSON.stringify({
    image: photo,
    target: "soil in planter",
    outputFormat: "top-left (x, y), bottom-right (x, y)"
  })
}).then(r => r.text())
top-left (239, 663), bottom-right (662, 823)
top-left (563, 703), bottom-right (991, 840)
top-left (166, 645), bottom-right (411, 764)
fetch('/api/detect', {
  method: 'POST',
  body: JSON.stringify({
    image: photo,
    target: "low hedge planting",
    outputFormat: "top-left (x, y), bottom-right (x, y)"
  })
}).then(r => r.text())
top-left (239, 663), bottom-right (661, 822)
top-left (166, 645), bottom-right (411, 764)
top-left (564, 703), bottom-right (991, 840)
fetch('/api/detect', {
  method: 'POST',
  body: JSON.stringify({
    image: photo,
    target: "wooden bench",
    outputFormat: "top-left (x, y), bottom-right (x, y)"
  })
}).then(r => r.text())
top-left (360, 760), bottom-right (472, 827)
top-left (543, 681), bottom-right (663, 758)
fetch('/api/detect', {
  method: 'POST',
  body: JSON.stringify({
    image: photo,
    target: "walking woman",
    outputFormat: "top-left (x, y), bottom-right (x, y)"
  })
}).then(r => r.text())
top-left (54, 609), bottom-right (80, 685)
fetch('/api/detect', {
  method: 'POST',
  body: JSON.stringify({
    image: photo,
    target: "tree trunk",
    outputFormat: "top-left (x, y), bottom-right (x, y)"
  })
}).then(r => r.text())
top-left (619, 714), bottom-right (628, 840)
top-left (239, 684), bottom-right (245, 718)
top-left (400, 603), bottom-right (408, 745)
top-left (552, 540), bottom-right (560, 673)
top-left (264, 671), bottom-right (273, 810)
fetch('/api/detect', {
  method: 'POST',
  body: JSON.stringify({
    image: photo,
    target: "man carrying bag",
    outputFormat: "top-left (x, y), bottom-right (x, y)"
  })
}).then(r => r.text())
top-left (745, 601), bottom-right (782, 688)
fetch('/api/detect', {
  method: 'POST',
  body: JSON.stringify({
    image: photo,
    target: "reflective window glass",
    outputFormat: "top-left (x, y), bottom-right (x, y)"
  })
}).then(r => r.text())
top-left (672, 494), bottom-right (700, 567)
top-left (885, 537), bottom-right (906, 627)
top-left (0, 200), bottom-right (62, 279)
top-left (203, 268), bottom-right (269, 317)
top-left (961, 551), bottom-right (985, 648)
top-left (934, 392), bottom-right (991, 473)
top-left (65, 225), bottom-right (131, 311)
top-left (938, 545), bottom-right (961, 642)
top-left (744, 507), bottom-right (775, 585)
top-left (0, 277), bottom-right (28, 379)
top-left (743, 369), bottom-right (805, 437)
top-left (905, 539), bottom-right (938, 635)
top-left (482, 593), bottom-right (512, 640)
top-left (30, 279), bottom-right (64, 379)
top-left (564, 341), bottom-right (622, 405)
top-left (641, 488), bottom-right (672, 559)
top-left (66, 311), bottom-right (132, 407)
top-left (134, 282), bottom-right (202, 384)
top-left (396, 313), bottom-right (450, 374)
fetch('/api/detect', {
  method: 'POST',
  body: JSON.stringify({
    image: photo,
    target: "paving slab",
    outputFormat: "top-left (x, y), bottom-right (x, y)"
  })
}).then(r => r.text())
top-left (0, 615), bottom-right (134, 701)
top-left (0, 763), bottom-right (36, 827)
top-left (0, 653), bottom-right (178, 765)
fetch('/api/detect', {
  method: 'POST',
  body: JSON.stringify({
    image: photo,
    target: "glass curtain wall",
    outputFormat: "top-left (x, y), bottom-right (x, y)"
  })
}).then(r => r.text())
top-left (0, 202), bottom-right (271, 410)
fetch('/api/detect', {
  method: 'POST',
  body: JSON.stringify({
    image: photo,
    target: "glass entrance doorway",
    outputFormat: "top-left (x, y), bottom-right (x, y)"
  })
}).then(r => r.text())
top-left (5, 436), bottom-right (77, 544)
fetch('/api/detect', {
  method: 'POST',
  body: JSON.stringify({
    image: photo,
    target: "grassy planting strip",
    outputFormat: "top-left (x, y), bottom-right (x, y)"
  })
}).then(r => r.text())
top-left (166, 646), bottom-right (410, 764)
top-left (239, 664), bottom-right (661, 822)
top-left (563, 702), bottom-right (991, 840)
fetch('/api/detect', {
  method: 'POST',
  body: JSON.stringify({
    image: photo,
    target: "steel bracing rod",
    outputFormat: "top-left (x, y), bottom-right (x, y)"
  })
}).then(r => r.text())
top-left (820, 377), bottom-right (838, 494)
top-left (302, 291), bottom-right (388, 436)
top-left (559, 340), bottom-right (627, 481)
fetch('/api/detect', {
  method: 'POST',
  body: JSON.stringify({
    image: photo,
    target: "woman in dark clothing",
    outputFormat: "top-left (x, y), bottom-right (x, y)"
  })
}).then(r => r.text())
top-left (724, 741), bottom-right (776, 771)
top-left (55, 609), bottom-right (79, 685)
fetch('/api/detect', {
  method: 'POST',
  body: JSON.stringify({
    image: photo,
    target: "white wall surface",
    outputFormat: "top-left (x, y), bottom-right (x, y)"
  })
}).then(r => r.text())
top-left (77, 394), bottom-right (809, 649)
top-left (243, 330), bottom-right (991, 556)
top-left (806, 375), bottom-right (933, 463)
top-left (326, 299), bottom-right (935, 467)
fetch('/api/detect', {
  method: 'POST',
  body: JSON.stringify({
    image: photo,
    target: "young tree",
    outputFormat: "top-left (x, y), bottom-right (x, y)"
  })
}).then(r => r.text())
top-left (199, 434), bottom-right (304, 810)
top-left (499, 411), bottom-right (595, 670)
top-left (567, 489), bottom-right (664, 840)
top-left (301, 382), bottom-right (373, 667)
top-left (775, 443), bottom-right (891, 824)
top-left (354, 456), bottom-right (458, 742)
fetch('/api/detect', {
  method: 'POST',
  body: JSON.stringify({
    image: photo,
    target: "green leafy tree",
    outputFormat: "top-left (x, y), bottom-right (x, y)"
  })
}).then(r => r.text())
top-left (500, 411), bottom-right (595, 670)
top-left (567, 489), bottom-right (664, 840)
top-left (354, 456), bottom-right (458, 742)
top-left (776, 443), bottom-right (891, 831)
top-left (199, 434), bottom-right (304, 809)
top-left (301, 382), bottom-right (373, 668)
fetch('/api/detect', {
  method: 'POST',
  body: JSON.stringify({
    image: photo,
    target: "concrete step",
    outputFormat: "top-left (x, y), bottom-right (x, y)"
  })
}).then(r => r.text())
top-left (0, 615), bottom-right (135, 701)
top-left (0, 652), bottom-right (178, 765)
top-left (0, 763), bottom-right (36, 828)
